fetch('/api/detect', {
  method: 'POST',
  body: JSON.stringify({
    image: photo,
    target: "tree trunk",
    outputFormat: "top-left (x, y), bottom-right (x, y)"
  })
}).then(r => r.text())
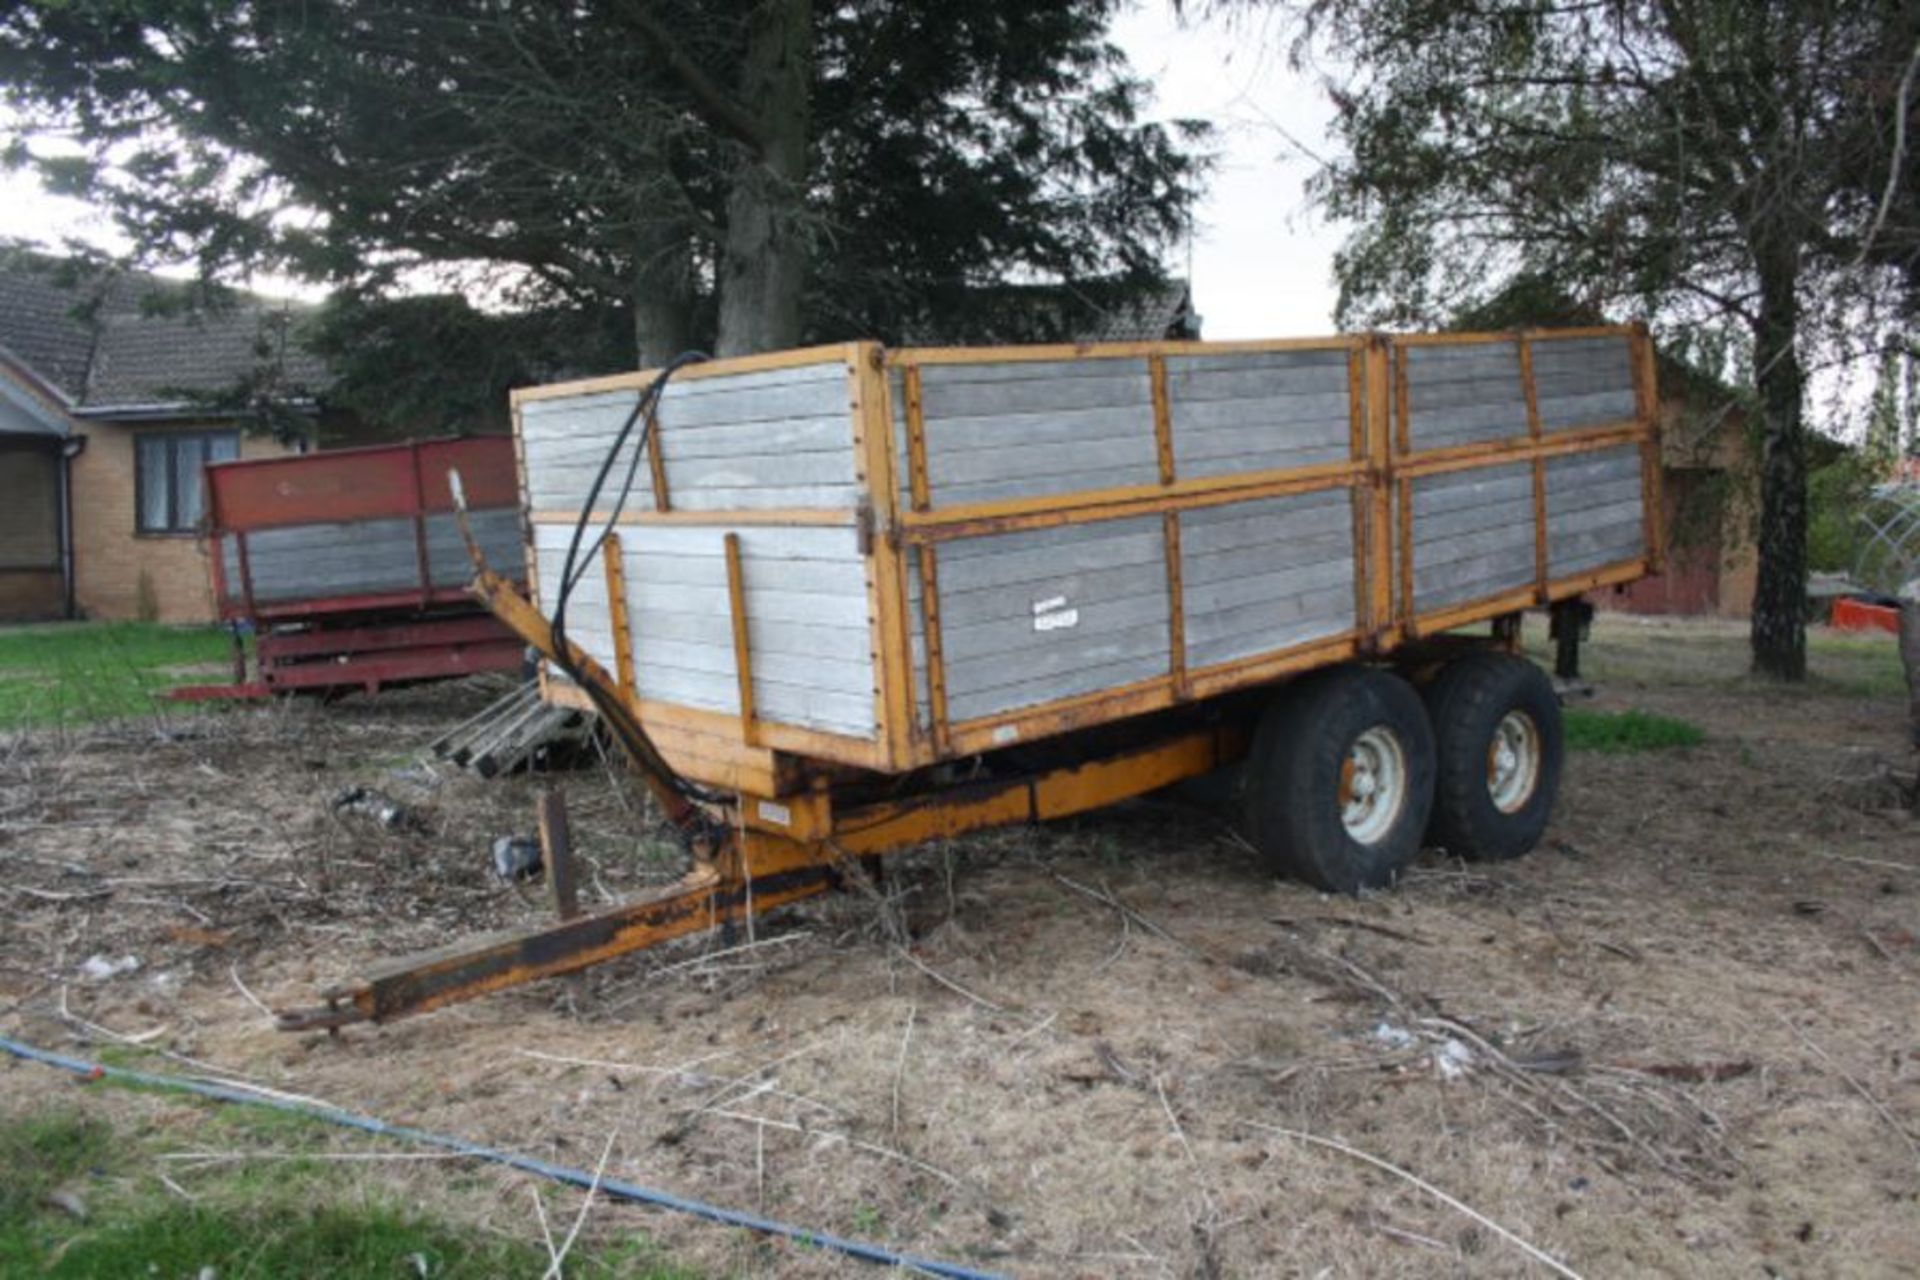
top-left (631, 224), bottom-right (695, 369)
top-left (714, 0), bottom-right (811, 358)
top-left (1748, 246), bottom-right (1809, 681)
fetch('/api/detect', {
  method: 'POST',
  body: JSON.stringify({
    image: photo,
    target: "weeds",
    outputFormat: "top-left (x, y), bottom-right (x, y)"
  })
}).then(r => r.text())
top-left (1563, 707), bottom-right (1706, 753)
top-left (0, 1105), bottom-right (696, 1278)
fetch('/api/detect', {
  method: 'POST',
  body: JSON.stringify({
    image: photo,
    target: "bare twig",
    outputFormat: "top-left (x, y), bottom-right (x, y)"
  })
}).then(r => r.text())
top-left (1774, 1011), bottom-right (1919, 1159)
top-left (892, 946), bottom-right (1006, 1014)
top-left (529, 1184), bottom-right (559, 1274)
top-left (890, 1003), bottom-right (916, 1142)
top-left (543, 1129), bottom-right (616, 1280)
top-left (229, 963), bottom-right (273, 1022)
top-left (1245, 1121), bottom-right (1584, 1279)
top-left (701, 1108), bottom-right (986, 1203)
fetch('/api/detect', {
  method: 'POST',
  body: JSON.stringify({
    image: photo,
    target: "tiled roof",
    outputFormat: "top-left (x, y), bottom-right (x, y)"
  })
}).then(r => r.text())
top-left (0, 254), bottom-right (329, 415)
top-left (0, 268), bottom-right (97, 402)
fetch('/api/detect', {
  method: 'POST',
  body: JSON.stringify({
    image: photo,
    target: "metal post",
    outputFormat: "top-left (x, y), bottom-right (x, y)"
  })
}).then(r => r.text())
top-left (539, 788), bottom-right (579, 923)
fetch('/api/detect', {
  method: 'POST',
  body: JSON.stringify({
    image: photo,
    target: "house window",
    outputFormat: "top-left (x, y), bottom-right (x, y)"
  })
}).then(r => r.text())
top-left (136, 431), bottom-right (240, 534)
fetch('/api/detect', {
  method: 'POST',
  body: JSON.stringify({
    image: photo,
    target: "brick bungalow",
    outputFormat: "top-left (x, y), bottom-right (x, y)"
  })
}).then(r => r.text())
top-left (0, 260), bottom-right (328, 623)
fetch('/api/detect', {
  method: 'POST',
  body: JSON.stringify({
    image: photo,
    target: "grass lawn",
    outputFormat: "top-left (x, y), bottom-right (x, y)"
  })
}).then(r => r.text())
top-left (0, 622), bottom-right (232, 730)
top-left (0, 1098), bottom-right (697, 1278)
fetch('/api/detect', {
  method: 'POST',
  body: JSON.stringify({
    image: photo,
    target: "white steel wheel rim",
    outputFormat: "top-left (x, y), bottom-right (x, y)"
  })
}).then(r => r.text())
top-left (1340, 726), bottom-right (1408, 845)
top-left (1487, 710), bottom-right (1542, 815)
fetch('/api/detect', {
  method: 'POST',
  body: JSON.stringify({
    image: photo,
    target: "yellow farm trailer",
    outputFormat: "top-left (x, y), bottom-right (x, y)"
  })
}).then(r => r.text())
top-left (278, 326), bottom-right (1660, 1031)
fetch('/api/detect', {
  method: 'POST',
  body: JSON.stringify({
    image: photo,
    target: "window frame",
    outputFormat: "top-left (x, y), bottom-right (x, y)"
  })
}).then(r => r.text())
top-left (133, 429), bottom-right (242, 537)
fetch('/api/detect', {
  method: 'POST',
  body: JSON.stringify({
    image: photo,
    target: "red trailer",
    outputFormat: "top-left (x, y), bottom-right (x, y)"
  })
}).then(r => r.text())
top-left (172, 437), bottom-right (528, 700)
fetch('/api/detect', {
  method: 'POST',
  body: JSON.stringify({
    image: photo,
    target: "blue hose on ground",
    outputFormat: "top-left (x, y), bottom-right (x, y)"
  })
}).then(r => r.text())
top-left (0, 1033), bottom-right (1001, 1280)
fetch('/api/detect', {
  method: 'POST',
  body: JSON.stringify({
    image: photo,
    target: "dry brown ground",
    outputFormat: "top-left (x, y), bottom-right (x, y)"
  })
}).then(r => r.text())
top-left (2, 614), bottom-right (1917, 1278)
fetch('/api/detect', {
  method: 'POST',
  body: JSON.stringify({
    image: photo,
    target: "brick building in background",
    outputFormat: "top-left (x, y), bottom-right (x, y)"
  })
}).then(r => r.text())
top-left (0, 258), bottom-right (337, 623)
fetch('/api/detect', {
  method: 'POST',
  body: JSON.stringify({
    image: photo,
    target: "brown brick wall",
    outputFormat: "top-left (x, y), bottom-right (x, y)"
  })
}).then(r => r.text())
top-left (70, 423), bottom-right (293, 623)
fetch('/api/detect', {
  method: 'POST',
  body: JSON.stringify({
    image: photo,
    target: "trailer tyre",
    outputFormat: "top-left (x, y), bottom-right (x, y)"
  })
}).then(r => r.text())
top-left (1422, 652), bottom-right (1562, 861)
top-left (1241, 666), bottom-right (1436, 894)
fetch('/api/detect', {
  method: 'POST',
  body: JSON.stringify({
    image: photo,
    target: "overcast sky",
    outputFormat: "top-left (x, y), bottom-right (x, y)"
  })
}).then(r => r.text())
top-left (0, 5), bottom-right (1347, 341)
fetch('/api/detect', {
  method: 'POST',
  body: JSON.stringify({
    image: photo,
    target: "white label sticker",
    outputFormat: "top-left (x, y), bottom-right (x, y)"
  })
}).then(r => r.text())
top-left (1031, 595), bottom-right (1069, 615)
top-left (991, 725), bottom-right (1020, 744)
top-left (1033, 607), bottom-right (1080, 632)
top-left (755, 800), bottom-right (792, 827)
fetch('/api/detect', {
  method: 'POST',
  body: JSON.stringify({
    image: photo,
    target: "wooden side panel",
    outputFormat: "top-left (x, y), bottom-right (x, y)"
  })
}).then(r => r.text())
top-left (424, 510), bottom-right (524, 587)
top-left (1164, 348), bottom-right (1353, 479)
top-left (1408, 461), bottom-right (1537, 612)
top-left (934, 515), bottom-right (1170, 723)
top-left (530, 521), bottom-right (877, 738)
top-left (518, 359), bottom-right (860, 513)
top-left (1401, 340), bottom-right (1530, 451)
top-left (1179, 489), bottom-right (1356, 669)
top-left (219, 508), bottom-right (521, 603)
top-left (915, 358), bottom-right (1158, 506)
top-left (1530, 333), bottom-right (1638, 432)
top-left (1544, 445), bottom-right (1646, 576)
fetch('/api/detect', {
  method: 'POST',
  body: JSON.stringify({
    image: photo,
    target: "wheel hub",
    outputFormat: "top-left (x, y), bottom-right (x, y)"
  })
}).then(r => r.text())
top-left (1486, 710), bottom-right (1541, 814)
top-left (1340, 726), bottom-right (1408, 845)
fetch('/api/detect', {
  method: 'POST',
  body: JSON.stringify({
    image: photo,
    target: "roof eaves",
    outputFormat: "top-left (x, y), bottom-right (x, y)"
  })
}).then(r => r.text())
top-left (0, 339), bottom-right (77, 412)
top-left (73, 397), bottom-right (319, 423)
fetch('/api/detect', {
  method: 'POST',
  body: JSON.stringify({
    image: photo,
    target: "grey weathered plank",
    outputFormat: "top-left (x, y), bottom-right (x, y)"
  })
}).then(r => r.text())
top-left (631, 636), bottom-right (874, 694)
top-left (1545, 445), bottom-right (1641, 483)
top-left (1407, 375), bottom-right (1529, 414)
top-left (920, 363), bottom-right (1151, 420)
top-left (937, 529), bottom-right (1164, 593)
top-left (1414, 547), bottom-right (1537, 609)
top-left (1172, 419), bottom-right (1350, 461)
top-left (1165, 348), bottom-right (1351, 376)
top-left (928, 430), bottom-right (1158, 488)
top-left (946, 614), bottom-right (1170, 688)
top-left (1165, 360), bottom-right (1352, 403)
top-left (1168, 392), bottom-right (1352, 435)
top-left (1550, 476), bottom-right (1644, 516)
top-left (1530, 336), bottom-right (1632, 378)
top-left (1539, 389), bottom-right (1638, 430)
top-left (947, 648), bottom-right (1171, 723)
top-left (1413, 495), bottom-right (1539, 544)
top-left (1412, 463), bottom-right (1534, 517)
top-left (1184, 556), bottom-right (1356, 612)
top-left (922, 403), bottom-right (1155, 453)
top-left (941, 583), bottom-right (1170, 657)
top-left (1180, 489), bottom-right (1350, 552)
top-left (1415, 518), bottom-right (1538, 570)
top-left (1182, 530), bottom-right (1353, 586)
top-left (1185, 595), bottom-right (1355, 661)
top-left (932, 463), bottom-right (1160, 509)
top-left (1404, 340), bottom-right (1520, 365)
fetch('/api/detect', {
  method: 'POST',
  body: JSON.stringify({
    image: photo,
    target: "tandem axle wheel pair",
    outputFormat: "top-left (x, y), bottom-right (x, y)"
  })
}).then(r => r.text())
top-left (1235, 650), bottom-right (1563, 894)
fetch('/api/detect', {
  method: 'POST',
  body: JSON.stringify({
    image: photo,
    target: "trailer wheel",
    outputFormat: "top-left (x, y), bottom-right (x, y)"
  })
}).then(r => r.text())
top-left (1421, 652), bottom-right (1562, 861)
top-left (1241, 666), bottom-right (1436, 893)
